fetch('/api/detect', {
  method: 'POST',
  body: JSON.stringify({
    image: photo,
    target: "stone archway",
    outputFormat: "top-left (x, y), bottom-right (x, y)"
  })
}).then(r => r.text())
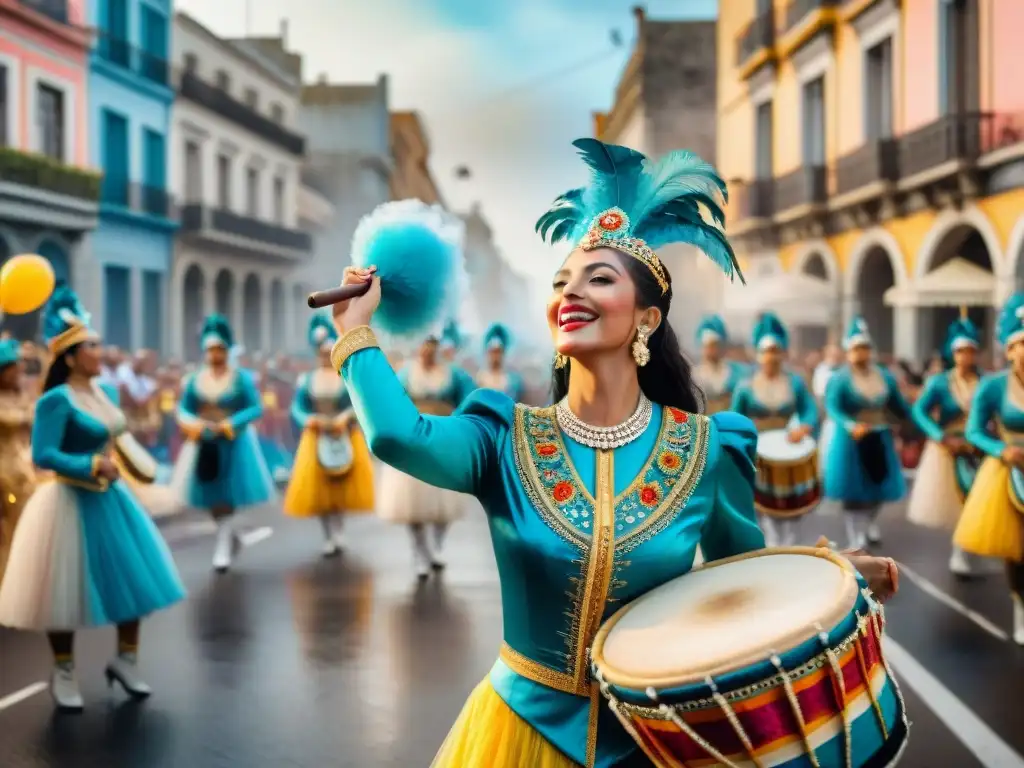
top-left (855, 247), bottom-right (897, 355)
top-left (270, 279), bottom-right (285, 352)
top-left (182, 264), bottom-right (205, 361)
top-left (214, 269), bottom-right (234, 321)
top-left (243, 274), bottom-right (262, 352)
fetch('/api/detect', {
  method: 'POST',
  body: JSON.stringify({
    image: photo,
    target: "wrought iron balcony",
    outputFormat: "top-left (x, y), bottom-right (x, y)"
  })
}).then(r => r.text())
top-left (835, 140), bottom-right (899, 196)
top-left (94, 32), bottom-right (170, 88)
top-left (180, 204), bottom-right (312, 255)
top-left (178, 73), bottom-right (305, 156)
top-left (782, 0), bottom-right (840, 34)
top-left (897, 113), bottom-right (992, 180)
top-left (100, 178), bottom-right (175, 218)
top-left (735, 12), bottom-right (775, 70)
top-left (18, 0), bottom-right (68, 24)
top-left (774, 166), bottom-right (827, 212)
top-left (0, 147), bottom-right (100, 200)
top-left (733, 179), bottom-right (775, 221)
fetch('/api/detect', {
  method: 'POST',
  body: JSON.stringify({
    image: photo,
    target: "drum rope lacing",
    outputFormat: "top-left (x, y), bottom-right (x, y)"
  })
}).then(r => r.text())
top-left (555, 394), bottom-right (653, 450)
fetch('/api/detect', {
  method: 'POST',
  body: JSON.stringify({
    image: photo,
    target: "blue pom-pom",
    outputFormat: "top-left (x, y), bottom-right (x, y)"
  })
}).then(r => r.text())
top-left (351, 200), bottom-right (464, 339)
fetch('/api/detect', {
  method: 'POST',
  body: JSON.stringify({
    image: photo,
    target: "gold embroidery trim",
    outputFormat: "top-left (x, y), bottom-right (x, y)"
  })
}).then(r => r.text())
top-left (498, 643), bottom-right (578, 695)
top-left (586, 682), bottom-right (601, 768)
top-left (330, 325), bottom-right (378, 372)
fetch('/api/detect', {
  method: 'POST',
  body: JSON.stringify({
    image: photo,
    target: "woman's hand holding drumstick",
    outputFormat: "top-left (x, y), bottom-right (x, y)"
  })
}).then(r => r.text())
top-left (330, 266), bottom-right (380, 337)
top-left (815, 536), bottom-right (899, 603)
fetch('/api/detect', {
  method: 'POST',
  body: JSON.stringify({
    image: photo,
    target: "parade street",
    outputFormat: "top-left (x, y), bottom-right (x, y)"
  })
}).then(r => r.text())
top-left (1, 499), bottom-right (1023, 768)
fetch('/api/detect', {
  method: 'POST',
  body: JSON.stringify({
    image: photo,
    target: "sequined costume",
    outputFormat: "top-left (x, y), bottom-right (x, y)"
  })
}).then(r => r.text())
top-left (0, 340), bottom-right (35, 585)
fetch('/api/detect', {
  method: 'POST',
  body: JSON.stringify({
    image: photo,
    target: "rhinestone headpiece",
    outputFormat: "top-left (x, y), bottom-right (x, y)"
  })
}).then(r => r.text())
top-left (578, 207), bottom-right (670, 295)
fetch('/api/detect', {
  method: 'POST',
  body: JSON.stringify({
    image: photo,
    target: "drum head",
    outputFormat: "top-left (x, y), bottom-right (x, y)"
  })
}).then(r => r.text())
top-left (757, 429), bottom-right (817, 462)
top-left (594, 549), bottom-right (858, 689)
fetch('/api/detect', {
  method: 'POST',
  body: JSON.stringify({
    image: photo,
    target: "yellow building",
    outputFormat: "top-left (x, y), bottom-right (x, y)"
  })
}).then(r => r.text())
top-left (389, 111), bottom-right (443, 205)
top-left (719, 0), bottom-right (1024, 360)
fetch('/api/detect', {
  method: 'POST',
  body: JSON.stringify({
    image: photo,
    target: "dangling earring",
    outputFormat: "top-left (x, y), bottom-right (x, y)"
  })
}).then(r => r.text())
top-left (554, 352), bottom-right (568, 369)
top-left (632, 324), bottom-right (652, 367)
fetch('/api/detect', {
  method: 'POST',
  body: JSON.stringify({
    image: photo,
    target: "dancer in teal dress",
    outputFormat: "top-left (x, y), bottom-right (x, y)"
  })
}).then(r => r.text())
top-left (731, 312), bottom-right (818, 547)
top-left (474, 322), bottom-right (523, 400)
top-left (170, 314), bottom-right (276, 573)
top-left (440, 319), bottom-right (477, 401)
top-left (0, 283), bottom-right (185, 711)
top-left (325, 140), bottom-right (901, 767)
top-left (824, 317), bottom-right (911, 550)
top-left (692, 314), bottom-right (744, 413)
top-left (907, 312), bottom-right (981, 576)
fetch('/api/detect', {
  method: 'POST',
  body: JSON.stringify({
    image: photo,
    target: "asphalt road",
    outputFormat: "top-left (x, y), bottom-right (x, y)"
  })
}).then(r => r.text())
top-left (1, 497), bottom-right (1022, 767)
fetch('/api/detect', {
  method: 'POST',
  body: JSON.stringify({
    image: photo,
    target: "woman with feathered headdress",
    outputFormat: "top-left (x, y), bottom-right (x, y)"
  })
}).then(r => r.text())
top-left (823, 316), bottom-right (912, 551)
top-left (169, 313), bottom-right (276, 573)
top-left (439, 318), bottom-right (478, 401)
top-left (474, 322), bottom-right (523, 400)
top-left (282, 313), bottom-right (374, 556)
top-left (325, 139), bottom-right (903, 766)
top-left (730, 312), bottom-right (819, 547)
top-left (0, 283), bottom-right (185, 711)
top-left (692, 313), bottom-right (744, 413)
top-left (907, 310), bottom-right (983, 574)
top-left (0, 337), bottom-right (36, 587)
top-left (954, 295), bottom-right (1024, 645)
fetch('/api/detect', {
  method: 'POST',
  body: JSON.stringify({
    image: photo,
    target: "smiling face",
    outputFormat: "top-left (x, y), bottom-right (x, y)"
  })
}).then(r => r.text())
top-left (547, 247), bottom-right (659, 362)
top-left (205, 343), bottom-right (228, 367)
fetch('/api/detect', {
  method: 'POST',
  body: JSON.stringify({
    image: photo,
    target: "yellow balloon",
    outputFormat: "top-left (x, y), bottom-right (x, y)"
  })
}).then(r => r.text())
top-left (0, 254), bottom-right (56, 315)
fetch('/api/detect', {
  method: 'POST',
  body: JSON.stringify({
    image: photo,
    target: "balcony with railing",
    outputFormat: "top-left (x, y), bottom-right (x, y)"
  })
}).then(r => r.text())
top-left (732, 179), bottom-right (775, 224)
top-left (835, 139), bottom-right (899, 197)
top-left (94, 32), bottom-right (170, 89)
top-left (773, 166), bottom-right (827, 213)
top-left (0, 147), bottom-right (101, 201)
top-left (18, 0), bottom-right (67, 24)
top-left (777, 0), bottom-right (839, 57)
top-left (178, 72), bottom-right (306, 156)
top-left (735, 12), bottom-right (775, 77)
top-left (897, 113), bottom-right (992, 181)
top-left (100, 178), bottom-right (176, 219)
top-left (180, 204), bottom-right (312, 258)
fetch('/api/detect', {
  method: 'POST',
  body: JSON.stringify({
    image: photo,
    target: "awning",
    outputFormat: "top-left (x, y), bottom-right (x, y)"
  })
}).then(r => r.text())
top-left (883, 257), bottom-right (995, 308)
top-left (723, 272), bottom-right (837, 326)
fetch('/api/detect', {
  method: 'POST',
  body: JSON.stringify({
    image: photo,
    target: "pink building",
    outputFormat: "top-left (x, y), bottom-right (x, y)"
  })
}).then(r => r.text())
top-left (0, 0), bottom-right (99, 339)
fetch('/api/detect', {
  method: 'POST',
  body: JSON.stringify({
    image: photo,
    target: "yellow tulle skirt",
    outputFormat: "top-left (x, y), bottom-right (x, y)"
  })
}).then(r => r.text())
top-left (283, 428), bottom-right (375, 517)
top-left (432, 678), bottom-right (578, 768)
top-left (953, 457), bottom-right (1024, 562)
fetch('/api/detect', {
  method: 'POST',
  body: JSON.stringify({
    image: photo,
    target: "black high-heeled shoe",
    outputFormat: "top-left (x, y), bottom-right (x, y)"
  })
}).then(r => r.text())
top-left (104, 660), bottom-right (152, 700)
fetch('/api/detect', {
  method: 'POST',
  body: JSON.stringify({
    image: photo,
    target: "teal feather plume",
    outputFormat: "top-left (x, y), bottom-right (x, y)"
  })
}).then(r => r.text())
top-left (42, 280), bottom-right (91, 343)
top-left (200, 313), bottom-right (234, 348)
top-left (998, 293), bottom-right (1024, 346)
top-left (483, 322), bottom-right (512, 351)
top-left (753, 312), bottom-right (788, 350)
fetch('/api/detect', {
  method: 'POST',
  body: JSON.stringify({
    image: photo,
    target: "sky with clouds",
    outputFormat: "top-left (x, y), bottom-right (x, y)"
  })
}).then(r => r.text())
top-left (176, 0), bottom-right (718, 309)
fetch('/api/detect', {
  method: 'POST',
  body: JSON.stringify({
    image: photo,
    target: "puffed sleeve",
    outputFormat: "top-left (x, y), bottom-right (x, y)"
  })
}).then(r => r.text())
top-left (700, 411), bottom-right (766, 561)
top-left (792, 374), bottom-right (819, 431)
top-left (32, 388), bottom-right (101, 482)
top-left (290, 373), bottom-right (314, 429)
top-left (911, 374), bottom-right (945, 443)
top-left (966, 372), bottom-right (1007, 458)
top-left (342, 347), bottom-right (509, 496)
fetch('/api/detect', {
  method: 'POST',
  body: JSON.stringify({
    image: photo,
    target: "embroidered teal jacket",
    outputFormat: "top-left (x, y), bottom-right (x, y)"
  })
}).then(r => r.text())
top-left (341, 347), bottom-right (765, 767)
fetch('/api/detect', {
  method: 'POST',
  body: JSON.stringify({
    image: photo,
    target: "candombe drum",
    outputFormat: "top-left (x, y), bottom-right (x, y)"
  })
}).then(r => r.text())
top-left (591, 548), bottom-right (908, 768)
top-left (755, 429), bottom-right (821, 518)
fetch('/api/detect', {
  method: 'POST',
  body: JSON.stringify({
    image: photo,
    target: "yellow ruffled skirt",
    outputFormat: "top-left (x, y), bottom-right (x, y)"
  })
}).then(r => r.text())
top-left (283, 428), bottom-right (375, 517)
top-left (432, 677), bottom-right (577, 768)
top-left (954, 457), bottom-right (1024, 561)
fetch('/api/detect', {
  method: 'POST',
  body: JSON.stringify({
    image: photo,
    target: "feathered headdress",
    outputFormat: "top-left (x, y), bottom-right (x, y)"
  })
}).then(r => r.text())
top-left (944, 308), bottom-right (980, 361)
top-left (535, 139), bottom-right (743, 294)
top-left (308, 313), bottom-right (337, 352)
top-left (695, 314), bottom-right (728, 346)
top-left (843, 316), bottom-right (872, 351)
top-left (42, 280), bottom-right (95, 355)
top-left (752, 312), bottom-right (788, 352)
top-left (997, 294), bottom-right (1024, 348)
top-left (440, 319), bottom-right (462, 350)
top-left (483, 322), bottom-right (512, 352)
top-left (0, 338), bottom-right (19, 368)
top-left (200, 313), bottom-right (234, 351)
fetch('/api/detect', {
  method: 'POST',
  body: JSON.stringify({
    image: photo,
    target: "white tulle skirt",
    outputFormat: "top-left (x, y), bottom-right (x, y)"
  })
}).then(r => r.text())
top-left (375, 463), bottom-right (466, 525)
top-left (906, 441), bottom-right (965, 530)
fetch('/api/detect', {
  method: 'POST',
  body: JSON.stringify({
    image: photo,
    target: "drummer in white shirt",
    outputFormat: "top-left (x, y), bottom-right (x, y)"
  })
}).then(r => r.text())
top-left (731, 312), bottom-right (820, 547)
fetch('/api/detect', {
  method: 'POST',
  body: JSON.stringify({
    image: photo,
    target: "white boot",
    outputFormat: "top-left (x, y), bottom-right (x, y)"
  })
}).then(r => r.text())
top-left (949, 546), bottom-right (973, 576)
top-left (212, 519), bottom-right (235, 572)
top-left (867, 522), bottom-right (883, 546)
top-left (51, 661), bottom-right (84, 712)
top-left (431, 523), bottom-right (448, 570)
top-left (410, 524), bottom-right (431, 580)
top-left (319, 516), bottom-right (339, 558)
top-left (105, 652), bottom-right (152, 699)
top-left (1013, 595), bottom-right (1024, 646)
top-left (844, 515), bottom-right (867, 551)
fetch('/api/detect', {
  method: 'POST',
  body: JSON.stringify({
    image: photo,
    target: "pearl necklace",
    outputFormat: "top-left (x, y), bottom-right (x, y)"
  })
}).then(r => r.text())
top-left (555, 394), bottom-right (653, 450)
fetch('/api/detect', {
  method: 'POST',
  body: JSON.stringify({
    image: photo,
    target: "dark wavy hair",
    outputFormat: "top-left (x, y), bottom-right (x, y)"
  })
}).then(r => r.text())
top-left (551, 255), bottom-right (705, 413)
top-left (42, 343), bottom-right (82, 393)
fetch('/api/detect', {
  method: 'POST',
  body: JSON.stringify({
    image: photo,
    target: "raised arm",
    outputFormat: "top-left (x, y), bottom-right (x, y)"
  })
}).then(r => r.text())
top-left (792, 374), bottom-right (819, 431)
top-left (32, 388), bottom-right (102, 483)
top-left (338, 327), bottom-right (507, 495)
top-left (700, 412), bottom-right (766, 561)
top-left (966, 374), bottom-right (1007, 458)
top-left (910, 375), bottom-right (945, 443)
